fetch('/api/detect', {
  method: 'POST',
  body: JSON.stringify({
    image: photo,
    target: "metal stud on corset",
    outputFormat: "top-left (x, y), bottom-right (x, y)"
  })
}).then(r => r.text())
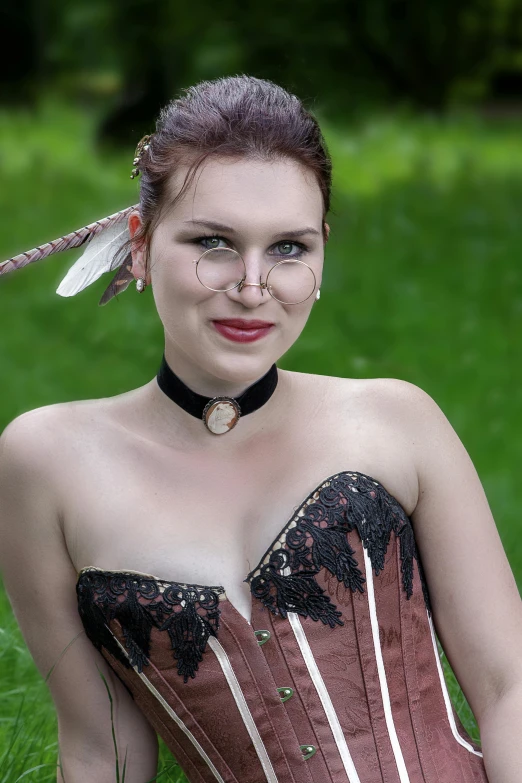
top-left (277, 686), bottom-right (294, 702)
top-left (254, 629), bottom-right (271, 645)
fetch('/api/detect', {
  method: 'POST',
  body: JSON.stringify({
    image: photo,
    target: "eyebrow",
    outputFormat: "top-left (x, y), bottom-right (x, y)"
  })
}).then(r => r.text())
top-left (183, 219), bottom-right (321, 239)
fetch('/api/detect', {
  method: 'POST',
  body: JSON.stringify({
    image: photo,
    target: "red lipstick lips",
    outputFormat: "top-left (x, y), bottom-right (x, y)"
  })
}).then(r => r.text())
top-left (212, 318), bottom-right (275, 343)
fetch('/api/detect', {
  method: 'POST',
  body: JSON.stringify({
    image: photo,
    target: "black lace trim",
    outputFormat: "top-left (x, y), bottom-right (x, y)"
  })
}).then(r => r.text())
top-left (76, 569), bottom-right (224, 683)
top-left (246, 472), bottom-right (431, 626)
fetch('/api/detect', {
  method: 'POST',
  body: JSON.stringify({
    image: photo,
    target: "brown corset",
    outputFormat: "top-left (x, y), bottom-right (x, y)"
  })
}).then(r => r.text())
top-left (76, 471), bottom-right (489, 783)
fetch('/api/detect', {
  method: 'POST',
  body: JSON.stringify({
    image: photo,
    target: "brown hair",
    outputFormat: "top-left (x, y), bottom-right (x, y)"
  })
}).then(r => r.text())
top-left (132, 74), bottom-right (332, 270)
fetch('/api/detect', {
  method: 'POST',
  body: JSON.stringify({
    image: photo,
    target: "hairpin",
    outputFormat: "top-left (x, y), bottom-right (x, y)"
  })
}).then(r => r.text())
top-left (130, 134), bottom-right (153, 179)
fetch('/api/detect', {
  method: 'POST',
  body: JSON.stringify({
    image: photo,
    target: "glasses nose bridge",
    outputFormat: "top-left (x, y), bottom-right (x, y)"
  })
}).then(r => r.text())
top-left (236, 250), bottom-right (270, 297)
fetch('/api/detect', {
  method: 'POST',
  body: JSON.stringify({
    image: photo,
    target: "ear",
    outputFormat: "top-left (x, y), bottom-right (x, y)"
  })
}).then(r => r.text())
top-left (323, 222), bottom-right (331, 243)
top-left (128, 210), bottom-right (150, 283)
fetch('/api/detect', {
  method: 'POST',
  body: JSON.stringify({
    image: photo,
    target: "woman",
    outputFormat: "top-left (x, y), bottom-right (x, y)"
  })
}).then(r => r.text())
top-left (0, 75), bottom-right (521, 783)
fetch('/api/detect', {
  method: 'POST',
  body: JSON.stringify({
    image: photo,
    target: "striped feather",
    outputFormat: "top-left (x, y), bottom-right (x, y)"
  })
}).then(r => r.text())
top-left (0, 205), bottom-right (137, 277)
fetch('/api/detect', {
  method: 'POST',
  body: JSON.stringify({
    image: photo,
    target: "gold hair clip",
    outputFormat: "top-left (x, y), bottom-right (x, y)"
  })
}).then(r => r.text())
top-left (130, 134), bottom-right (153, 179)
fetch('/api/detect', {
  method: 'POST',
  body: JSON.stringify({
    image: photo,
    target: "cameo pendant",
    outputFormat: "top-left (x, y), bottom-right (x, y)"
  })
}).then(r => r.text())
top-left (202, 397), bottom-right (241, 434)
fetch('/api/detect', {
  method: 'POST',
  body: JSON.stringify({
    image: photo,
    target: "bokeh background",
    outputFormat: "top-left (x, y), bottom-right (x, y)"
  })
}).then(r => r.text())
top-left (1, 1), bottom-right (522, 780)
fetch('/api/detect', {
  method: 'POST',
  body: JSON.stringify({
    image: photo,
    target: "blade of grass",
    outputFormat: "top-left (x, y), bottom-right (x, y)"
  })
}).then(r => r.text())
top-left (97, 666), bottom-right (122, 783)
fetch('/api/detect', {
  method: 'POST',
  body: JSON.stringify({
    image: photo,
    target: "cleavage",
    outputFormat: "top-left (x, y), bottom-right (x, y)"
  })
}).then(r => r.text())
top-left (76, 491), bottom-right (282, 625)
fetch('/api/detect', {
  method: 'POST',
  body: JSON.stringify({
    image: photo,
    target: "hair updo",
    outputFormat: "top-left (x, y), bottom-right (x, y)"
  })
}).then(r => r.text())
top-left (131, 75), bottom-right (332, 268)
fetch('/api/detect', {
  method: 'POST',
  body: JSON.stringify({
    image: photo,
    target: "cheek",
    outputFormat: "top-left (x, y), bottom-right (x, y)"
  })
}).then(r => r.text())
top-left (149, 246), bottom-right (216, 333)
top-left (149, 241), bottom-right (201, 298)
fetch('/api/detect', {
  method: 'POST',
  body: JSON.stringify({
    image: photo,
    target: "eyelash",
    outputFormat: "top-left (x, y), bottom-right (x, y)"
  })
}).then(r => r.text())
top-left (191, 235), bottom-right (309, 259)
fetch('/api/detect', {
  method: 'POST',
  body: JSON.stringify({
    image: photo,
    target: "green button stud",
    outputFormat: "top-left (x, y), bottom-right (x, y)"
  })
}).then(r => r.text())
top-left (277, 686), bottom-right (294, 702)
top-left (300, 744), bottom-right (317, 760)
top-left (254, 629), bottom-right (271, 645)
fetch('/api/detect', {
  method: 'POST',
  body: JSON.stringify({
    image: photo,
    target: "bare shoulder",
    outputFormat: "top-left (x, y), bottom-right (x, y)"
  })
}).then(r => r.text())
top-left (1, 404), bottom-right (65, 463)
top-left (341, 375), bottom-right (460, 457)
top-left (327, 374), bottom-right (451, 462)
top-left (294, 370), bottom-right (439, 423)
top-left (2, 400), bottom-right (85, 452)
top-left (0, 397), bottom-right (117, 481)
top-left (1, 389), bottom-right (131, 442)
top-left (325, 373), bottom-right (434, 407)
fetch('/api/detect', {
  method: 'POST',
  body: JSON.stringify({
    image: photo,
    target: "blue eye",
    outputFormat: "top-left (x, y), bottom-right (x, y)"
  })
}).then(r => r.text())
top-left (271, 241), bottom-right (307, 258)
top-left (199, 236), bottom-right (228, 250)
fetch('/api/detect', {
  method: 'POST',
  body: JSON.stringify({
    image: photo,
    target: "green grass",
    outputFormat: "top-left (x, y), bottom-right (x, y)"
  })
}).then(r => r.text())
top-left (2, 101), bottom-right (522, 776)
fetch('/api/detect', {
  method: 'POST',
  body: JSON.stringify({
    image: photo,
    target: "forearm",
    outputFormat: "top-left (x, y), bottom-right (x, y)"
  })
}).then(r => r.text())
top-left (57, 743), bottom-right (158, 783)
top-left (57, 755), bottom-right (126, 783)
top-left (57, 757), bottom-right (158, 783)
top-left (479, 682), bottom-right (522, 782)
top-left (56, 717), bottom-right (159, 782)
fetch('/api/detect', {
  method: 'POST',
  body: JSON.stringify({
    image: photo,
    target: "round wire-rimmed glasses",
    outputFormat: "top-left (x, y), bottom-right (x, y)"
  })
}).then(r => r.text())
top-left (193, 246), bottom-right (317, 305)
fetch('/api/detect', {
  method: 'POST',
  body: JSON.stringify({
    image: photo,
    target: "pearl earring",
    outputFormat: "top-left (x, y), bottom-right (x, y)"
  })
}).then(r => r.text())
top-left (315, 288), bottom-right (321, 301)
top-left (136, 277), bottom-right (146, 293)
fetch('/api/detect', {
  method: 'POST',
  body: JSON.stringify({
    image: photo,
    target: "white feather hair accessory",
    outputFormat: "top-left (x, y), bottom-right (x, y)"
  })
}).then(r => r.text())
top-left (56, 213), bottom-right (130, 297)
top-left (0, 204), bottom-right (139, 306)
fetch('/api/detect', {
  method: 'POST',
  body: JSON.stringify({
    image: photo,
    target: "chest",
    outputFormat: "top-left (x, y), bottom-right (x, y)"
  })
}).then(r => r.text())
top-left (67, 463), bottom-right (346, 622)
top-left (62, 403), bottom-right (416, 624)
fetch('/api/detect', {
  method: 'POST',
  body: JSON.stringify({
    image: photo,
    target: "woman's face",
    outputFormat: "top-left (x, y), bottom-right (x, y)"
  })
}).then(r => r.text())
top-left (130, 156), bottom-right (327, 390)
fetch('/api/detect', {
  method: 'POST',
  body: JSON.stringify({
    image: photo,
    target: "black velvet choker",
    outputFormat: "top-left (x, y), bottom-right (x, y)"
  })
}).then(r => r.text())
top-left (156, 353), bottom-right (279, 435)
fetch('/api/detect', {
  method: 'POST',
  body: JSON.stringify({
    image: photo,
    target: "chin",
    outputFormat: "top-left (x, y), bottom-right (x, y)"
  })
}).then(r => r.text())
top-left (207, 352), bottom-right (279, 385)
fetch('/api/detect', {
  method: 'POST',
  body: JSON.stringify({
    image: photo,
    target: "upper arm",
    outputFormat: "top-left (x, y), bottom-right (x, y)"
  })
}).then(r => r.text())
top-left (0, 410), bottom-right (158, 778)
top-left (389, 380), bottom-right (522, 724)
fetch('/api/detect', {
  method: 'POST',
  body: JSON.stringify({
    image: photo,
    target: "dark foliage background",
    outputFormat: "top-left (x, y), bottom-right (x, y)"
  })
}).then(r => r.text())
top-left (3, 0), bottom-right (522, 133)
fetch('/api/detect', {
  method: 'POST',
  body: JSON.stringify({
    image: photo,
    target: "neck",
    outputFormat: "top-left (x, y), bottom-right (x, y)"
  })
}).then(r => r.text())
top-left (162, 346), bottom-right (274, 399)
top-left (148, 347), bottom-right (282, 440)
top-left (141, 368), bottom-right (291, 448)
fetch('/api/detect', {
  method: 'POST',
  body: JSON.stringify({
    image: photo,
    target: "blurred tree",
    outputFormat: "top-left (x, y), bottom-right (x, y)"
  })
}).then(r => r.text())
top-left (2, 0), bottom-right (522, 129)
top-left (339, 0), bottom-right (519, 108)
top-left (0, 0), bottom-right (42, 105)
top-left (487, 0), bottom-right (522, 104)
top-left (97, 0), bottom-right (245, 144)
top-left (97, 0), bottom-right (179, 144)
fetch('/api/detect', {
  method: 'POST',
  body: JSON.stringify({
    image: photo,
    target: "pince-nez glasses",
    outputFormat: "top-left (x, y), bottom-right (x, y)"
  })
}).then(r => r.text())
top-left (193, 247), bottom-right (317, 305)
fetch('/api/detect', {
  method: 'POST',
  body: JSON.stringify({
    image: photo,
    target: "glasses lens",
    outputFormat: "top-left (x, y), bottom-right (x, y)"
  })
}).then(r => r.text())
top-left (196, 248), bottom-right (245, 291)
top-left (266, 260), bottom-right (316, 304)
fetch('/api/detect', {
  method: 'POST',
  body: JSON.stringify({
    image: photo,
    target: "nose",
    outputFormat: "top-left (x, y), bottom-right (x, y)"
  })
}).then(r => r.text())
top-left (226, 253), bottom-right (268, 308)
